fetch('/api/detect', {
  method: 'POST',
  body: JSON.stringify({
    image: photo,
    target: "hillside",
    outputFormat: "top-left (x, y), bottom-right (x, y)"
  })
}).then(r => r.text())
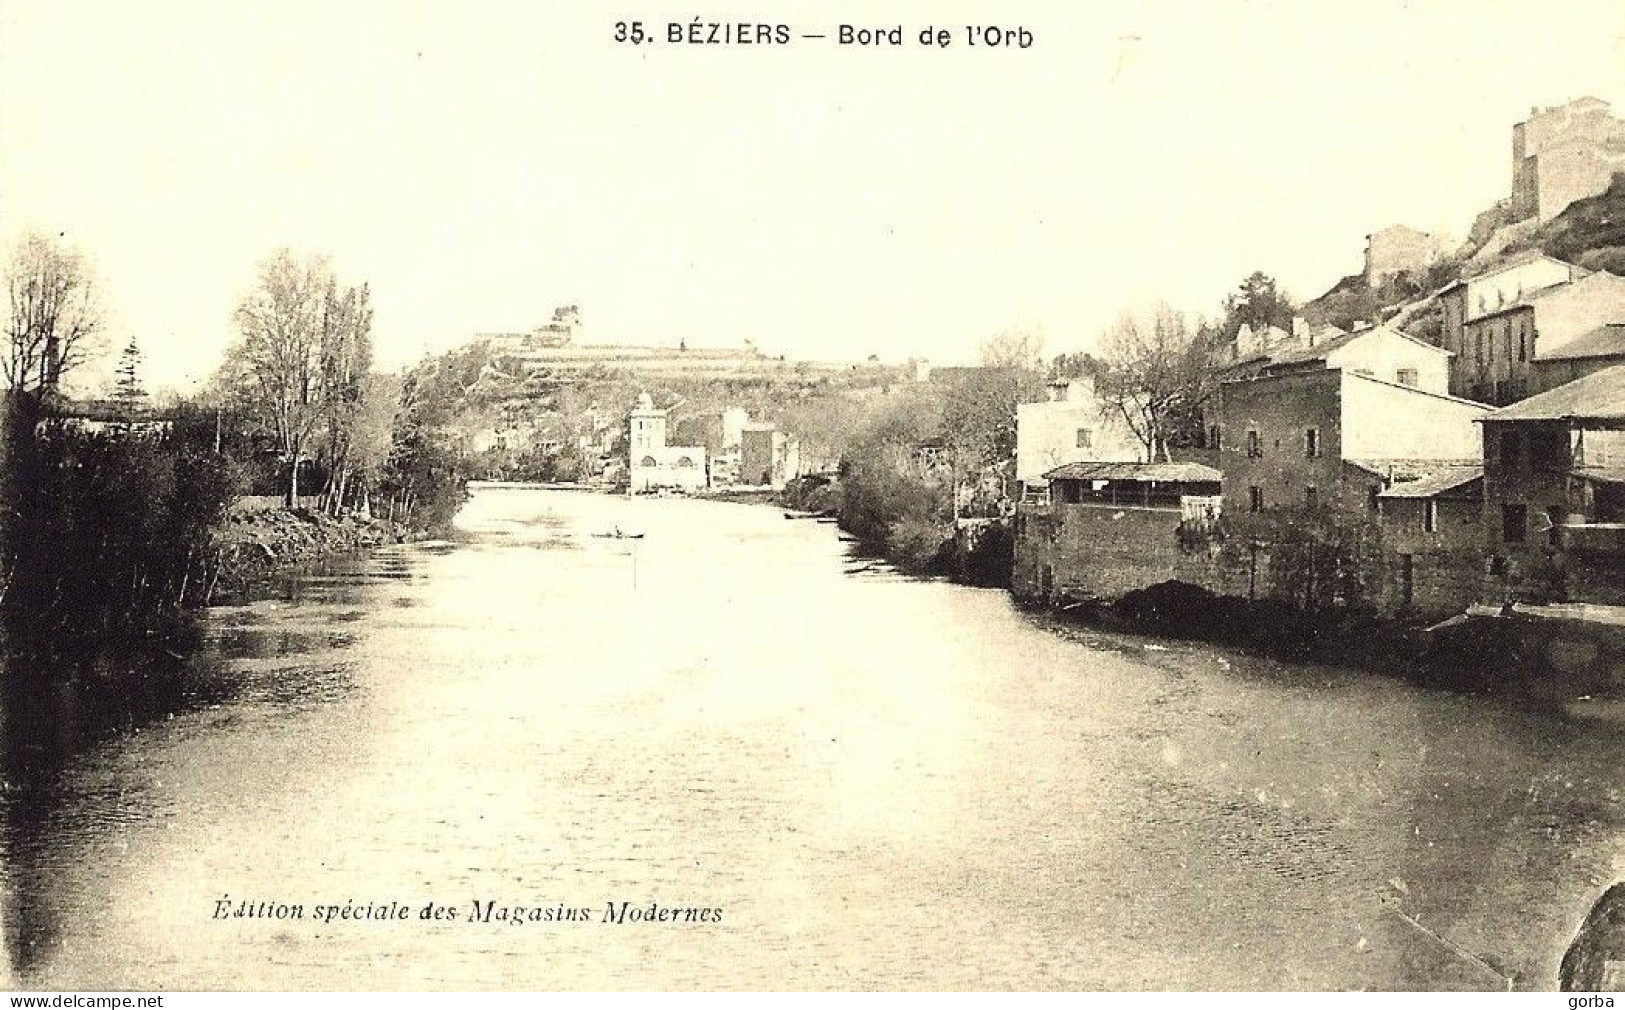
top-left (1302, 172), bottom-right (1625, 335)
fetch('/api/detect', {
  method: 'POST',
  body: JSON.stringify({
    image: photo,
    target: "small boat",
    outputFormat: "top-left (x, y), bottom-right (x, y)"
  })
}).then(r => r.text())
top-left (783, 509), bottom-right (819, 520)
top-left (591, 529), bottom-right (644, 540)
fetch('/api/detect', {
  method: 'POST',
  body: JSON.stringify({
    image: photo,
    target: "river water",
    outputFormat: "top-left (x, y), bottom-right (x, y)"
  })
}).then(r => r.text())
top-left (1, 488), bottom-right (1622, 990)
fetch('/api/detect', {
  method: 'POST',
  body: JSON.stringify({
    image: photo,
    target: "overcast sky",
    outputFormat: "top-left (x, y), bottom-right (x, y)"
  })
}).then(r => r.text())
top-left (2, 0), bottom-right (1623, 393)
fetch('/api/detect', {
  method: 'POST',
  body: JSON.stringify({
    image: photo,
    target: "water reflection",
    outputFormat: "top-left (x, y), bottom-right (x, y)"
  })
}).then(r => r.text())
top-left (0, 490), bottom-right (1619, 990)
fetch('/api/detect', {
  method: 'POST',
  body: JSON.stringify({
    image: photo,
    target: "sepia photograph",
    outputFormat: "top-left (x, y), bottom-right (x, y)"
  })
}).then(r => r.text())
top-left (2, 0), bottom-right (1625, 994)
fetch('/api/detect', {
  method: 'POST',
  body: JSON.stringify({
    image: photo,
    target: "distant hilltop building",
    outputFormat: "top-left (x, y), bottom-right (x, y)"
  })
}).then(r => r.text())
top-left (469, 305), bottom-right (887, 381)
top-left (477, 304), bottom-right (583, 354)
top-left (1511, 97), bottom-right (1625, 223)
top-left (1364, 225), bottom-right (1443, 287)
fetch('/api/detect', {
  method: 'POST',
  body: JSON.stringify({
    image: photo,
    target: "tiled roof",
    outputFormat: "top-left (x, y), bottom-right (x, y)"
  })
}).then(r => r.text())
top-left (1345, 458), bottom-right (1480, 481)
top-left (1480, 365), bottom-right (1625, 424)
top-left (1043, 461), bottom-right (1223, 483)
top-left (1540, 324), bottom-right (1625, 362)
top-left (1376, 466), bottom-right (1483, 499)
top-left (1265, 325), bottom-right (1447, 369)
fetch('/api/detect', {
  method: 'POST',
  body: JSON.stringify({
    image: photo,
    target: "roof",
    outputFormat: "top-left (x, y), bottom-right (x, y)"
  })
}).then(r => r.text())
top-left (1042, 461), bottom-right (1223, 483)
top-left (1479, 365), bottom-right (1625, 424)
top-left (1265, 324), bottom-right (1448, 369)
top-left (1347, 458), bottom-right (1481, 482)
top-left (1539, 323), bottom-right (1625, 362)
top-left (1376, 466), bottom-right (1483, 499)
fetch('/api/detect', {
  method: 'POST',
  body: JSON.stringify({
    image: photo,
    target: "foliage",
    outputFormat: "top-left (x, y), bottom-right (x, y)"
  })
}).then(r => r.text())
top-left (1094, 303), bottom-right (1217, 461)
top-left (223, 250), bottom-right (375, 509)
top-left (1221, 271), bottom-right (1294, 339)
top-left (0, 395), bottom-right (244, 633)
top-left (885, 516), bottom-right (953, 574)
top-left (114, 335), bottom-right (148, 414)
top-left (4, 231), bottom-right (103, 394)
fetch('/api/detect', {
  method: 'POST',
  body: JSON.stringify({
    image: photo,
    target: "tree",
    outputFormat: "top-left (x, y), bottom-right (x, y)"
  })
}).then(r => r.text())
top-left (114, 335), bottom-right (148, 416)
top-left (1095, 304), bottom-right (1216, 462)
top-left (939, 327), bottom-right (1047, 470)
top-left (4, 231), bottom-right (103, 395)
top-left (229, 249), bottom-right (334, 507)
top-left (315, 280), bottom-right (374, 514)
top-left (1221, 271), bottom-right (1295, 339)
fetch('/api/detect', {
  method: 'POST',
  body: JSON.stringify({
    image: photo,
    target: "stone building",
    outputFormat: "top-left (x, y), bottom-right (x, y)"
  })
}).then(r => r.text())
top-left (1510, 97), bottom-right (1625, 224)
top-left (1259, 323), bottom-right (1453, 393)
top-left (739, 423), bottom-right (800, 489)
top-left (1375, 466), bottom-right (1485, 617)
top-left (1532, 324), bottom-right (1625, 392)
top-left (1217, 368), bottom-right (1488, 524)
top-left (1010, 461), bottom-right (1223, 603)
top-left (627, 392), bottom-right (707, 493)
top-left (1436, 252), bottom-right (1594, 400)
top-left (1455, 270), bottom-right (1625, 405)
top-left (1364, 225), bottom-right (1444, 287)
top-left (1478, 365), bottom-right (1625, 605)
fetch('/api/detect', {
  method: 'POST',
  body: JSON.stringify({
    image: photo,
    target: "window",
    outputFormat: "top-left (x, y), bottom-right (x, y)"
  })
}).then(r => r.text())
top-left (1247, 430), bottom-right (1262, 459)
top-left (1075, 427), bottom-right (1093, 449)
top-left (1304, 486), bottom-right (1318, 510)
top-left (1502, 503), bottom-right (1527, 544)
top-left (639, 455), bottom-right (658, 467)
top-left (1207, 424), bottom-right (1221, 451)
top-left (1304, 428), bottom-right (1320, 458)
top-left (1248, 486), bottom-right (1264, 513)
top-left (1528, 428), bottom-right (1569, 473)
top-left (1424, 500), bottom-right (1438, 533)
top-left (1497, 431), bottom-right (1522, 470)
top-left (1396, 368), bottom-right (1418, 387)
top-left (1518, 328), bottom-right (1528, 362)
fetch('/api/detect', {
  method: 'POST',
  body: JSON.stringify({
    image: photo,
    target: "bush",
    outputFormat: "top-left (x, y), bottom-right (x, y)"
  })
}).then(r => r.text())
top-left (885, 516), bottom-right (952, 574)
top-left (1, 400), bottom-right (246, 635)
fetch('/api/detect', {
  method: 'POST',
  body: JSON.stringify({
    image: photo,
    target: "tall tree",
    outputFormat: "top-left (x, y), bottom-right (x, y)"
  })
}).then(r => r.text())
top-left (114, 335), bottom-right (148, 415)
top-left (1096, 304), bottom-right (1216, 462)
top-left (230, 249), bottom-right (333, 507)
top-left (1222, 271), bottom-right (1295, 338)
top-left (939, 327), bottom-right (1047, 469)
top-left (4, 231), bottom-right (103, 396)
top-left (316, 280), bottom-right (373, 514)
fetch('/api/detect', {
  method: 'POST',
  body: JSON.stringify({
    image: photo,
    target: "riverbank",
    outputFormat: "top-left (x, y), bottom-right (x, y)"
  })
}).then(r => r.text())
top-left (211, 507), bottom-right (406, 598)
top-left (1040, 578), bottom-right (1625, 710)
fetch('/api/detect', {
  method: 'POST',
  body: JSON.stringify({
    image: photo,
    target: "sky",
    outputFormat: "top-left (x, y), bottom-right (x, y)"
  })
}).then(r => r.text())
top-left (2, 0), bottom-right (1623, 395)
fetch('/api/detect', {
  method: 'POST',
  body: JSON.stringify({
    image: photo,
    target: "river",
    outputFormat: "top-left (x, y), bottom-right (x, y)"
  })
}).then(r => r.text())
top-left (1, 487), bottom-right (1621, 990)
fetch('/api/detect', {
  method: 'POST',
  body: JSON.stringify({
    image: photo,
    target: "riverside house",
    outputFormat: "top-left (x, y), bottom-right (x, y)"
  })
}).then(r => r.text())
top-left (1478, 364), bottom-right (1625, 605)
top-left (1217, 345), bottom-right (1489, 526)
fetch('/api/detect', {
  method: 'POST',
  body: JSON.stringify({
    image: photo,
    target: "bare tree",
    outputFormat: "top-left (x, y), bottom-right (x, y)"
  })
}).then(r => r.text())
top-left (4, 231), bottom-right (104, 395)
top-left (316, 280), bottom-right (374, 514)
top-left (1096, 304), bottom-right (1215, 462)
top-left (230, 249), bottom-right (333, 507)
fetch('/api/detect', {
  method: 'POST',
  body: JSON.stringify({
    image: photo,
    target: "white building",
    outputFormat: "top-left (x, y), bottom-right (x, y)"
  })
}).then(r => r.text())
top-left (1014, 379), bottom-right (1146, 495)
top-left (627, 392), bottom-right (707, 493)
